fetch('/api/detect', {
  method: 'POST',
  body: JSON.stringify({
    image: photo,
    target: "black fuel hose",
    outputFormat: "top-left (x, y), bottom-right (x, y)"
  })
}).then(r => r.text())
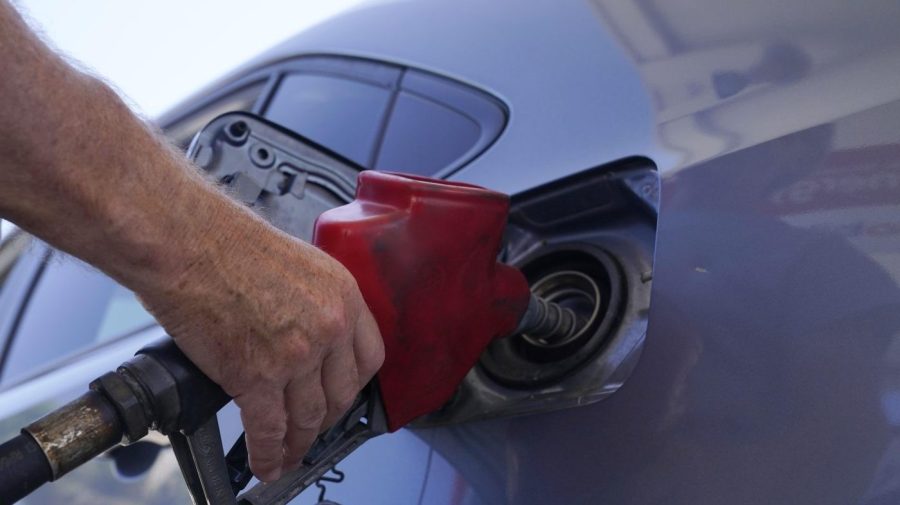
top-left (0, 389), bottom-right (124, 505)
top-left (0, 338), bottom-right (228, 504)
top-left (0, 433), bottom-right (52, 505)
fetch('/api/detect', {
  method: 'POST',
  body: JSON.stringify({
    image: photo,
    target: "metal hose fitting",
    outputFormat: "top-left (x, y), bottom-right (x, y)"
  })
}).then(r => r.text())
top-left (513, 294), bottom-right (582, 345)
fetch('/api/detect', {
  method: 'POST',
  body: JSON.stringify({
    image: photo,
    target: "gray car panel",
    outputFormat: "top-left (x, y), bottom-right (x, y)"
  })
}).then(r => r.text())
top-left (415, 1), bottom-right (900, 503)
top-left (418, 107), bottom-right (900, 504)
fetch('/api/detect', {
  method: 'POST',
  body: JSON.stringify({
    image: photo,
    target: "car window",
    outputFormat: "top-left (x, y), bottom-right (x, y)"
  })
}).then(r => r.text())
top-left (374, 91), bottom-right (480, 175)
top-left (260, 58), bottom-right (504, 175)
top-left (375, 70), bottom-right (506, 176)
top-left (264, 73), bottom-right (393, 167)
top-left (1, 252), bottom-right (155, 386)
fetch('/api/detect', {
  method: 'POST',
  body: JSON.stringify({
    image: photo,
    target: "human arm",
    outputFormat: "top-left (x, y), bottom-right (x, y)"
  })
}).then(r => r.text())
top-left (0, 1), bottom-right (383, 482)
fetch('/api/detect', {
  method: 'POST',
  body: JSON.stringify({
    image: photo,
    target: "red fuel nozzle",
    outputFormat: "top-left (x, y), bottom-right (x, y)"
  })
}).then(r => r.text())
top-left (313, 171), bottom-right (532, 431)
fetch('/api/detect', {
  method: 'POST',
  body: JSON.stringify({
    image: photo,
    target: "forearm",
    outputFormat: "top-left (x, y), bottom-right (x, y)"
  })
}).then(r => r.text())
top-left (0, 3), bottom-right (384, 483)
top-left (0, 1), bottom-right (262, 294)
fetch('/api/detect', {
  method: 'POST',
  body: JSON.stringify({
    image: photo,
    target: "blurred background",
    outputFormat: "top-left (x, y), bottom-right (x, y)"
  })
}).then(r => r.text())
top-left (14, 0), bottom-right (367, 116)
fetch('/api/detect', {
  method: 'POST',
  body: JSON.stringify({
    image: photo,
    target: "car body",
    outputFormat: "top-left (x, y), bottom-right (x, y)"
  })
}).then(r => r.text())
top-left (3, 0), bottom-right (900, 504)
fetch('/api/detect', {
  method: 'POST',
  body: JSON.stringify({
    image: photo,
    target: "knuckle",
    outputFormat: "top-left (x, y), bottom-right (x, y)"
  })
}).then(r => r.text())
top-left (251, 451), bottom-right (283, 467)
top-left (319, 305), bottom-right (350, 337)
top-left (290, 405), bottom-right (327, 431)
top-left (238, 402), bottom-right (287, 442)
top-left (371, 338), bottom-right (386, 369)
top-left (359, 339), bottom-right (385, 379)
top-left (253, 424), bottom-right (287, 444)
top-left (332, 392), bottom-right (357, 415)
top-left (286, 339), bottom-right (313, 363)
top-left (330, 260), bottom-right (357, 288)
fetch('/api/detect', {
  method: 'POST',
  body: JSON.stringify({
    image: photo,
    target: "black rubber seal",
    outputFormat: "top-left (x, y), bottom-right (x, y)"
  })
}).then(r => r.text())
top-left (480, 245), bottom-right (625, 388)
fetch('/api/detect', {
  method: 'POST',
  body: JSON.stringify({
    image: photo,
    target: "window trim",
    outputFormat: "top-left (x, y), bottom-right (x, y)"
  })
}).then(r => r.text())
top-left (262, 69), bottom-right (400, 168)
top-left (168, 54), bottom-right (508, 175)
top-left (374, 68), bottom-right (508, 177)
top-left (0, 242), bottom-right (51, 382)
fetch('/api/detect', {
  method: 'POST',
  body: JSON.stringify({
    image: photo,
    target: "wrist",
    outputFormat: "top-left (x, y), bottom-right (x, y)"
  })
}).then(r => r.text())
top-left (124, 180), bottom-right (251, 300)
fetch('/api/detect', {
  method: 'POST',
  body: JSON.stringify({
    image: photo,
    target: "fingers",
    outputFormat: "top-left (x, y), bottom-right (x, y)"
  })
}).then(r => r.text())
top-left (353, 306), bottom-right (384, 385)
top-left (282, 375), bottom-right (327, 472)
top-left (320, 349), bottom-right (360, 429)
top-left (281, 307), bottom-right (382, 473)
top-left (234, 296), bottom-right (383, 481)
top-left (235, 388), bottom-right (287, 483)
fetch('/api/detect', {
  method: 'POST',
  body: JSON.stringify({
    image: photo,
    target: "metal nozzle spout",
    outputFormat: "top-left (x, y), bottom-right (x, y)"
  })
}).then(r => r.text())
top-left (513, 294), bottom-right (582, 345)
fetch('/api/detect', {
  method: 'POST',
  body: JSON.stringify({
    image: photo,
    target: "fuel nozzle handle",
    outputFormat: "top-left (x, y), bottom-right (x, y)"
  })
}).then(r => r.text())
top-left (513, 294), bottom-right (582, 344)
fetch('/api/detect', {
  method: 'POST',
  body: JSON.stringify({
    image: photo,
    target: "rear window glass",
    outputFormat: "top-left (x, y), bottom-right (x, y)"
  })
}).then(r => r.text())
top-left (375, 91), bottom-right (481, 175)
top-left (265, 74), bottom-right (393, 167)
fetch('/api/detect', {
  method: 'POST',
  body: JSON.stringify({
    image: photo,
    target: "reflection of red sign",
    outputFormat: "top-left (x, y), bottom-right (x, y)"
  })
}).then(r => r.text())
top-left (769, 145), bottom-right (900, 213)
